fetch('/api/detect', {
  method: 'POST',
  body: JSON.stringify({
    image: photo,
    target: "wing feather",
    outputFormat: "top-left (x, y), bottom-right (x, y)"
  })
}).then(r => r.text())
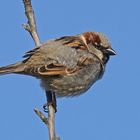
top-left (21, 35), bottom-right (92, 77)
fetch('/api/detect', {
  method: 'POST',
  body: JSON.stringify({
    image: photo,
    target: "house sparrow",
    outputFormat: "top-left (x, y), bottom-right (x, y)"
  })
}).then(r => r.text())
top-left (0, 32), bottom-right (116, 110)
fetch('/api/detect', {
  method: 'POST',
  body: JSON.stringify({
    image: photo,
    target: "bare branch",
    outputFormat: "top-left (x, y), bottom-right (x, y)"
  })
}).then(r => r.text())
top-left (34, 108), bottom-right (48, 125)
top-left (34, 108), bottom-right (60, 140)
top-left (48, 105), bottom-right (56, 140)
top-left (22, 0), bottom-right (41, 46)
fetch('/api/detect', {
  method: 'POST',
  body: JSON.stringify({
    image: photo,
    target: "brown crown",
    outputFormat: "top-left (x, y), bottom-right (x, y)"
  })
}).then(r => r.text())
top-left (82, 32), bottom-right (101, 45)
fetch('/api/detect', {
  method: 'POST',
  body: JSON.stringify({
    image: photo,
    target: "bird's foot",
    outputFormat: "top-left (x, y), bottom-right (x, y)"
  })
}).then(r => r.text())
top-left (43, 91), bottom-right (57, 113)
top-left (43, 101), bottom-right (57, 113)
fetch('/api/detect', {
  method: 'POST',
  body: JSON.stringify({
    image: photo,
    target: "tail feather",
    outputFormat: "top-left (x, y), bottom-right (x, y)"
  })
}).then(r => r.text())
top-left (0, 62), bottom-right (24, 75)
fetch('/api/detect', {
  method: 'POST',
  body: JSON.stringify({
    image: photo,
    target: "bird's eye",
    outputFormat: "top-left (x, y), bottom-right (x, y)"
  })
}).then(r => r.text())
top-left (94, 42), bottom-right (103, 50)
top-left (99, 43), bottom-right (103, 46)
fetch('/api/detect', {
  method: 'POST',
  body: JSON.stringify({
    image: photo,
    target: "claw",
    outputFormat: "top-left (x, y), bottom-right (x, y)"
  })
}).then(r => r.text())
top-left (43, 103), bottom-right (48, 113)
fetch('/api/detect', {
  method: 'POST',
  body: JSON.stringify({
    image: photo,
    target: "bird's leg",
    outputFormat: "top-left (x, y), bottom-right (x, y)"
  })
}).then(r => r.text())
top-left (43, 91), bottom-right (57, 113)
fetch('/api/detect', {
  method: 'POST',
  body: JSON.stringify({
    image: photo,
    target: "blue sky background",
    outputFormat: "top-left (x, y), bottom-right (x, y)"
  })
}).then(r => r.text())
top-left (0, 0), bottom-right (139, 140)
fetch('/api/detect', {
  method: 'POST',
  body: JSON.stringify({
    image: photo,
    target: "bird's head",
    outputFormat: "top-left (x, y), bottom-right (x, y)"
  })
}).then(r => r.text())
top-left (81, 32), bottom-right (116, 63)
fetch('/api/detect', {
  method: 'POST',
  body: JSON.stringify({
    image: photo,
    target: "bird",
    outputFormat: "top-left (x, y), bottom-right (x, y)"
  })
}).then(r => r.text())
top-left (0, 31), bottom-right (116, 111)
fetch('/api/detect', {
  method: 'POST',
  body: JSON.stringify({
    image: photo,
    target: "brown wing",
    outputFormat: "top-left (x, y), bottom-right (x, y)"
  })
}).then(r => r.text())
top-left (23, 47), bottom-right (40, 58)
top-left (23, 63), bottom-right (81, 76)
top-left (35, 55), bottom-right (96, 76)
top-left (38, 64), bottom-right (79, 75)
top-left (55, 35), bottom-right (90, 51)
top-left (22, 35), bottom-right (92, 77)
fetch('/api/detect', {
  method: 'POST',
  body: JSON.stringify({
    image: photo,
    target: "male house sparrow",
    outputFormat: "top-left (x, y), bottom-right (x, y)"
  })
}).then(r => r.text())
top-left (0, 32), bottom-right (116, 109)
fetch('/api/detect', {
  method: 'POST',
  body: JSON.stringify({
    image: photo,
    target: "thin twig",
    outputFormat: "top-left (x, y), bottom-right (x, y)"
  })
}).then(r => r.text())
top-left (34, 108), bottom-right (48, 125)
top-left (48, 105), bottom-right (56, 140)
top-left (22, 0), bottom-right (41, 46)
top-left (34, 108), bottom-right (60, 140)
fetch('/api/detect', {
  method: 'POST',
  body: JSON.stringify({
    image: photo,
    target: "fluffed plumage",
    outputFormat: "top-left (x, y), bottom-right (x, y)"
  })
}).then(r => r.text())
top-left (0, 32), bottom-right (116, 97)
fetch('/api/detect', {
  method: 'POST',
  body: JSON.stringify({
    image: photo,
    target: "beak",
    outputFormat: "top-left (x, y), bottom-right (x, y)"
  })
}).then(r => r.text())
top-left (106, 48), bottom-right (116, 55)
